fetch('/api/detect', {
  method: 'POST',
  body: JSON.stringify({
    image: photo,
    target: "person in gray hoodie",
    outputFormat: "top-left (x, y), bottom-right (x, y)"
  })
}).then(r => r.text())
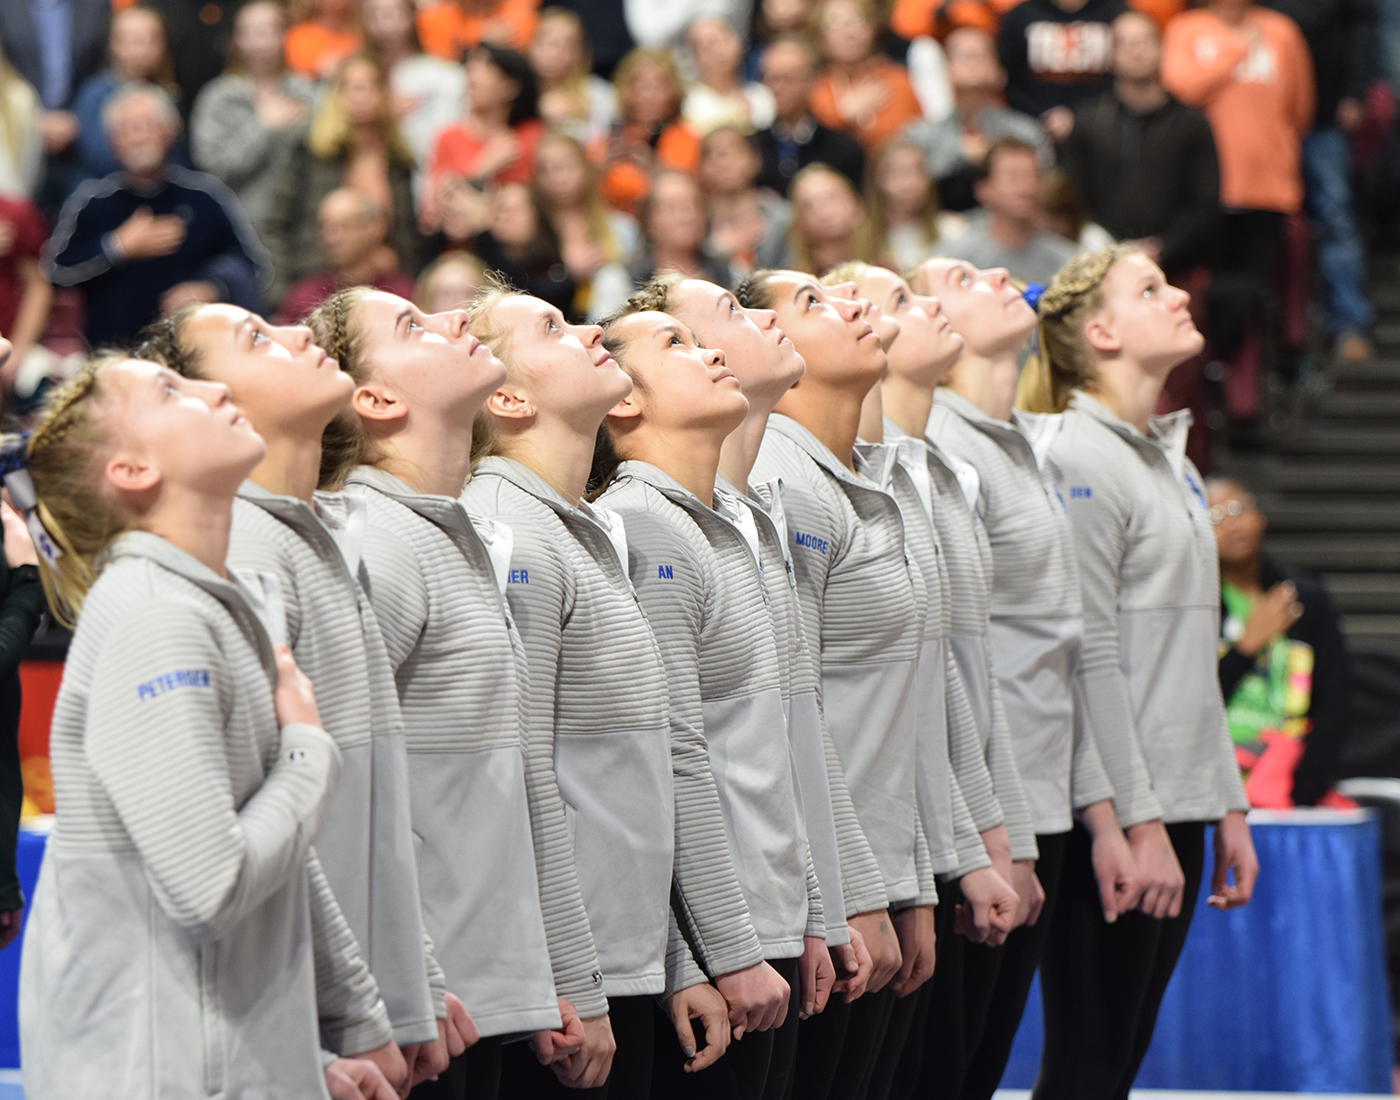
top-left (137, 303), bottom-right (483, 1092)
top-left (907, 257), bottom-right (1147, 1100)
top-left (1021, 244), bottom-right (1257, 1100)
top-left (308, 290), bottom-right (567, 1100)
top-left (595, 307), bottom-right (827, 1099)
top-left (462, 287), bottom-right (734, 1098)
top-left (741, 271), bottom-right (930, 1100)
top-left (17, 354), bottom-right (401, 1100)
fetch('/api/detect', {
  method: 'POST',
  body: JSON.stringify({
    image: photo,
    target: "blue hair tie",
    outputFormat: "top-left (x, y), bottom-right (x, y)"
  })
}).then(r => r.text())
top-left (0, 433), bottom-right (28, 478)
top-left (1023, 283), bottom-right (1046, 310)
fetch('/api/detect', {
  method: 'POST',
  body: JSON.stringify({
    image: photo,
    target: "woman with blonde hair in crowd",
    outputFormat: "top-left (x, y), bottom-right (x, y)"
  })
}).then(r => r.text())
top-left (590, 47), bottom-right (701, 216)
top-left (265, 55), bottom-right (420, 306)
top-left (532, 131), bottom-right (638, 319)
top-left (786, 163), bottom-right (869, 276)
top-left (864, 141), bottom-right (965, 274)
top-left (362, 0), bottom-right (468, 173)
top-left (191, 0), bottom-right (316, 241)
top-left (285, 0), bottom-right (361, 80)
top-left (1019, 244), bottom-right (1257, 1100)
top-left (14, 352), bottom-right (404, 1100)
top-left (309, 288), bottom-right (576, 1099)
top-left (463, 287), bottom-right (740, 1098)
top-left (529, 8), bottom-right (617, 145)
top-left (0, 47), bottom-right (41, 198)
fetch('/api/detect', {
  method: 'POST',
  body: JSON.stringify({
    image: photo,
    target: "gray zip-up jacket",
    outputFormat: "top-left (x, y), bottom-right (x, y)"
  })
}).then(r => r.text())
top-left (1050, 394), bottom-right (1249, 826)
top-left (724, 474), bottom-right (858, 944)
top-left (229, 483), bottom-right (441, 1045)
top-left (886, 417), bottom-right (1032, 871)
top-left (860, 435), bottom-right (993, 879)
top-left (602, 462), bottom-right (822, 968)
top-left (751, 416), bottom-right (923, 908)
top-left (463, 458), bottom-right (673, 1007)
top-left (21, 532), bottom-right (391, 1100)
top-left (348, 466), bottom-right (561, 1038)
top-left (930, 390), bottom-right (1116, 838)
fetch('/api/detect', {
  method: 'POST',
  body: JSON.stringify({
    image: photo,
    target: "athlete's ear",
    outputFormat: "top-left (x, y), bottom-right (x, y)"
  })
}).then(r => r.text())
top-left (1084, 312), bottom-right (1120, 356)
top-left (486, 384), bottom-right (535, 421)
top-left (352, 382), bottom-right (407, 424)
top-left (105, 450), bottom-right (160, 495)
top-left (606, 390), bottom-right (643, 422)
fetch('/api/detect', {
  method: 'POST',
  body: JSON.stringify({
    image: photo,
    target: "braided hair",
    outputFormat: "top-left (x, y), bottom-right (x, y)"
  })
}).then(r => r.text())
top-left (24, 354), bottom-right (129, 625)
top-left (306, 287), bottom-right (374, 490)
top-left (133, 304), bottom-right (209, 379)
top-left (1017, 243), bottom-right (1139, 415)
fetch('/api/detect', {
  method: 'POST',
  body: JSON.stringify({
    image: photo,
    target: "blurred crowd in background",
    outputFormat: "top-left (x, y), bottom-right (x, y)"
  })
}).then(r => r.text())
top-left (0, 0), bottom-right (1395, 471)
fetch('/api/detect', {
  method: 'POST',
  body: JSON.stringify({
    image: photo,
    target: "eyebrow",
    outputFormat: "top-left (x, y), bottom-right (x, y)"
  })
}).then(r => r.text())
top-left (715, 292), bottom-right (736, 314)
top-left (789, 280), bottom-right (821, 304)
top-left (395, 308), bottom-right (413, 333)
top-left (235, 315), bottom-right (253, 342)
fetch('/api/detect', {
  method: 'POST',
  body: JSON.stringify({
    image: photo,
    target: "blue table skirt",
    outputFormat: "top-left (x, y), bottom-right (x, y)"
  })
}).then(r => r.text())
top-left (0, 811), bottom-right (1390, 1091)
top-left (999, 810), bottom-right (1392, 1095)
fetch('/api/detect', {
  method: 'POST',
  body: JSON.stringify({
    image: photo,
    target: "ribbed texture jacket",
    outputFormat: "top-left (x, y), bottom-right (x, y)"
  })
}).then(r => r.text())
top-left (728, 474), bottom-right (856, 943)
top-left (229, 484), bottom-right (440, 1044)
top-left (463, 458), bottom-right (673, 1006)
top-left (1051, 394), bottom-right (1249, 825)
top-left (348, 467), bottom-right (560, 1039)
top-left (21, 532), bottom-right (390, 1100)
top-left (930, 391), bottom-right (1116, 837)
top-left (752, 416), bottom-right (923, 908)
top-left (603, 463), bottom-right (821, 969)
top-left (860, 435), bottom-right (987, 880)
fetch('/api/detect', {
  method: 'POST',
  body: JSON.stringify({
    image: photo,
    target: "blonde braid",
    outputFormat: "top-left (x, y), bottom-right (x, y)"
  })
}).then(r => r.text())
top-left (1017, 243), bottom-right (1139, 414)
top-left (307, 287), bottom-right (374, 489)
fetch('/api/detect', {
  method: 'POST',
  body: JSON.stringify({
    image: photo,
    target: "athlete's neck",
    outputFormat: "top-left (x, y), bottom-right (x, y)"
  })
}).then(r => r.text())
top-left (882, 372), bottom-right (935, 441)
top-left (249, 429), bottom-right (325, 503)
top-left (141, 484), bottom-right (238, 578)
top-left (774, 377), bottom-right (867, 473)
top-left (623, 425), bottom-right (725, 508)
top-left (944, 346), bottom-right (1019, 422)
top-left (374, 417), bottom-right (475, 499)
top-left (497, 416), bottom-right (597, 506)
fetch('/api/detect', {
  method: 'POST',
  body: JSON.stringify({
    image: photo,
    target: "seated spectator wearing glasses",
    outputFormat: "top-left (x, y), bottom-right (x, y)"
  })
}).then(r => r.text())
top-left (1207, 478), bottom-right (1351, 809)
top-left (42, 83), bottom-right (267, 347)
top-left (752, 35), bottom-right (866, 197)
top-left (275, 189), bottom-right (415, 323)
top-left (939, 136), bottom-right (1076, 285)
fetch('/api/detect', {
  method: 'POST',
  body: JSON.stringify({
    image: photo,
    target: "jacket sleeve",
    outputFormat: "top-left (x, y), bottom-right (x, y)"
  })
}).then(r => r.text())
top-left (983, 641), bottom-right (1038, 861)
top-left (499, 517), bottom-right (608, 1019)
top-left (308, 846), bottom-right (395, 1056)
top-left (42, 186), bottom-right (118, 287)
top-left (191, 82), bottom-right (285, 190)
top-left (663, 904), bottom-right (711, 995)
top-left (625, 509), bottom-right (764, 979)
top-left (1161, 21), bottom-right (1250, 107)
top-left (85, 601), bottom-right (343, 943)
top-left (1059, 459), bottom-right (1164, 828)
top-left (944, 645), bottom-right (1003, 834)
top-left (905, 814), bottom-right (938, 908)
top-left (949, 776), bottom-right (991, 877)
top-left (774, 474), bottom-right (889, 919)
top-left (360, 524), bottom-right (431, 676)
top-left (1070, 673), bottom-right (1119, 812)
top-left (802, 840), bottom-right (825, 939)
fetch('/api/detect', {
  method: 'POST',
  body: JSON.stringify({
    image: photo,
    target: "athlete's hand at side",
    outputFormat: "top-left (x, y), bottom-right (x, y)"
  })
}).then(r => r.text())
top-left (847, 909), bottom-right (902, 992)
top-left (529, 997), bottom-right (587, 1065)
top-left (346, 1041), bottom-right (408, 1099)
top-left (1127, 819), bottom-right (1186, 920)
top-left (1009, 861), bottom-right (1044, 928)
top-left (1082, 800), bottom-right (1143, 922)
top-left (831, 924), bottom-right (873, 1002)
top-left (443, 993), bottom-right (478, 1054)
top-left (325, 1057), bottom-right (398, 1100)
top-left (798, 934), bottom-right (835, 1018)
top-left (403, 1035), bottom-right (449, 1089)
top-left (715, 960), bottom-right (791, 1039)
top-left (663, 983), bottom-right (731, 1073)
top-left (1209, 810), bottom-right (1258, 910)
top-left (954, 866), bottom-right (1017, 946)
top-left (550, 1006), bottom-right (614, 1089)
top-left (890, 904), bottom-right (936, 997)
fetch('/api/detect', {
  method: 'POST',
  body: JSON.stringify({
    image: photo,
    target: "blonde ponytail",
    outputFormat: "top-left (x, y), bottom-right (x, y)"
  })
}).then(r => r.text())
top-left (1018, 243), bottom-right (1138, 414)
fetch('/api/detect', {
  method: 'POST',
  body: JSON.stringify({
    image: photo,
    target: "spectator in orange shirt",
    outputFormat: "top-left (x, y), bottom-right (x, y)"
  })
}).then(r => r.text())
top-left (1162, 0), bottom-right (1312, 303)
top-left (811, 0), bottom-right (924, 152)
top-left (285, 0), bottom-right (362, 80)
top-left (589, 47), bottom-right (702, 215)
top-left (417, 0), bottom-right (541, 60)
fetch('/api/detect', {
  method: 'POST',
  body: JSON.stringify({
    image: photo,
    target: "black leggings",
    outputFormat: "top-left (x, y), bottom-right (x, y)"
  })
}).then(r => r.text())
top-left (893, 879), bottom-right (1003, 1100)
top-left (409, 1035), bottom-right (501, 1100)
top-left (863, 969), bottom-right (925, 1100)
top-left (1033, 821), bottom-right (1206, 1100)
top-left (785, 974), bottom-right (851, 1100)
top-left (963, 831), bottom-right (1070, 1100)
top-left (651, 956), bottom-right (802, 1100)
top-left (498, 995), bottom-right (655, 1100)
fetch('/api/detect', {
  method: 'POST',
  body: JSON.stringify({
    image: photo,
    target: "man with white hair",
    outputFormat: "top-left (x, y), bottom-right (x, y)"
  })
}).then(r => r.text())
top-left (42, 81), bottom-right (268, 346)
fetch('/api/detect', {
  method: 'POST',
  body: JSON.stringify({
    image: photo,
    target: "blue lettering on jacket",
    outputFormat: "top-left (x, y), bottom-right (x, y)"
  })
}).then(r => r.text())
top-left (1070, 486), bottom-right (1092, 499)
top-left (1185, 472), bottom-right (1208, 511)
top-left (137, 669), bottom-right (211, 701)
top-left (658, 565), bottom-right (674, 579)
top-left (509, 568), bottom-right (529, 584)
top-left (793, 530), bottom-right (829, 556)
